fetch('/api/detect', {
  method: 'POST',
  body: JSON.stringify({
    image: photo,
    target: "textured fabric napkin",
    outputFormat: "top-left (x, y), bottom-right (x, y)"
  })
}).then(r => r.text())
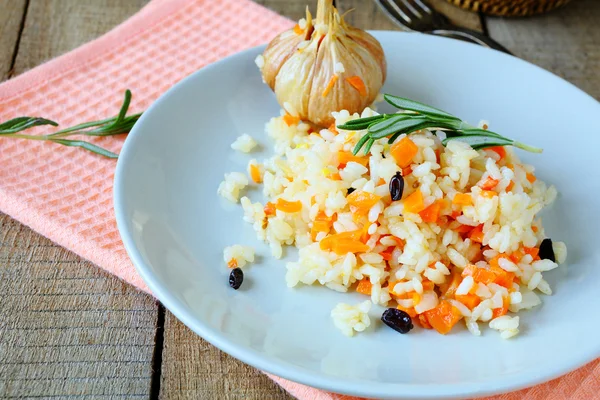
top-left (0, 0), bottom-right (597, 398)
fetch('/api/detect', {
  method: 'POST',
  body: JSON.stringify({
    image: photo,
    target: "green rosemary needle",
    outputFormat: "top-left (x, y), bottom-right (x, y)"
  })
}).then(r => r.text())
top-left (337, 94), bottom-right (543, 156)
top-left (0, 89), bottom-right (141, 159)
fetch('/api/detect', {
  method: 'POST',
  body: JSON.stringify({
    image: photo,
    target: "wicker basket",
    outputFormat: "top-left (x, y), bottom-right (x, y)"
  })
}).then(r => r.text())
top-left (445, 0), bottom-right (574, 16)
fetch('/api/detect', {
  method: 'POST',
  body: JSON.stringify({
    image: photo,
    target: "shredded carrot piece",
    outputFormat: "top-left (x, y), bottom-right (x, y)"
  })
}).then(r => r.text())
top-left (454, 224), bottom-right (472, 233)
top-left (531, 225), bottom-right (538, 233)
top-left (468, 225), bottom-right (484, 243)
top-left (455, 293), bottom-right (481, 310)
top-left (330, 172), bottom-right (342, 181)
top-left (390, 137), bottom-right (419, 168)
top-left (403, 189), bottom-right (425, 214)
top-left (356, 278), bottom-right (372, 295)
top-left (479, 177), bottom-right (499, 190)
top-left (319, 229), bottom-right (365, 251)
top-left (380, 248), bottom-right (394, 261)
top-left (398, 305), bottom-right (418, 319)
top-left (345, 76), bottom-right (367, 96)
top-left (509, 250), bottom-right (523, 263)
top-left (328, 123), bottom-right (338, 135)
top-left (275, 198), bottom-right (302, 213)
top-left (488, 257), bottom-right (516, 288)
top-left (322, 75), bottom-right (338, 97)
top-left (422, 280), bottom-right (435, 292)
top-left (526, 172), bottom-right (537, 183)
top-left (424, 300), bottom-right (462, 335)
top-left (412, 292), bottom-right (422, 306)
top-left (462, 264), bottom-right (496, 284)
top-left (419, 200), bottom-right (442, 223)
top-left (227, 258), bottom-right (238, 269)
top-left (442, 269), bottom-right (462, 297)
top-left (347, 191), bottom-right (381, 211)
top-left (489, 146), bottom-right (506, 160)
top-left (492, 297), bottom-right (510, 319)
top-left (249, 164), bottom-right (262, 183)
top-left (523, 246), bottom-right (540, 259)
top-left (293, 24), bottom-right (303, 34)
top-left (311, 211), bottom-right (334, 240)
top-left (402, 166), bottom-right (412, 176)
top-left (481, 190), bottom-right (497, 199)
top-left (506, 181), bottom-right (515, 192)
top-left (283, 113), bottom-right (300, 126)
top-left (330, 239), bottom-right (370, 255)
top-left (418, 313), bottom-right (433, 329)
top-left (377, 178), bottom-right (386, 186)
top-left (452, 193), bottom-right (473, 206)
top-left (264, 202), bottom-right (276, 216)
top-left (337, 151), bottom-right (368, 167)
top-left (451, 210), bottom-right (463, 220)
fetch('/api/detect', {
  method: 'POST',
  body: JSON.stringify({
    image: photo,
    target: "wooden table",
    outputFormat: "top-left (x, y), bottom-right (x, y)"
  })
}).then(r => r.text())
top-left (0, 0), bottom-right (598, 398)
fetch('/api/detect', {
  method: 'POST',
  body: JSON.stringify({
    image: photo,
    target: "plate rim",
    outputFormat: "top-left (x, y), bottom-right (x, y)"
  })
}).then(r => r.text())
top-left (114, 31), bottom-right (600, 399)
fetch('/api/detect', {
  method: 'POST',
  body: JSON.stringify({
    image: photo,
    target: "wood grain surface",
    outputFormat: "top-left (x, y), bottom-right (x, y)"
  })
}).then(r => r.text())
top-left (0, 0), bottom-right (597, 399)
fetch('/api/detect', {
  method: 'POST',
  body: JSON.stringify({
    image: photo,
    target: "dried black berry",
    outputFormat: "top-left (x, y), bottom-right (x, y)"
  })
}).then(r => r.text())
top-left (539, 238), bottom-right (555, 262)
top-left (389, 171), bottom-right (405, 201)
top-left (381, 308), bottom-right (413, 334)
top-left (229, 268), bottom-right (244, 290)
top-left (347, 187), bottom-right (356, 195)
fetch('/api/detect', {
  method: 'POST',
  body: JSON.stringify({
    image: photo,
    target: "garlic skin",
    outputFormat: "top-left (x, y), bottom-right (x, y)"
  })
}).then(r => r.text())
top-left (258, 0), bottom-right (387, 127)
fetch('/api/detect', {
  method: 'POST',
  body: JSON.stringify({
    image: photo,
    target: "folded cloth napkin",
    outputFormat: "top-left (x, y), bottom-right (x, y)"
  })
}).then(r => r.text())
top-left (0, 0), bottom-right (597, 398)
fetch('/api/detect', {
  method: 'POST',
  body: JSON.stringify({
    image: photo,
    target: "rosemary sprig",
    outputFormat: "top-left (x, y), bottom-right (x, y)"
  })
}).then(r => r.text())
top-left (0, 90), bottom-right (141, 158)
top-left (338, 94), bottom-right (542, 156)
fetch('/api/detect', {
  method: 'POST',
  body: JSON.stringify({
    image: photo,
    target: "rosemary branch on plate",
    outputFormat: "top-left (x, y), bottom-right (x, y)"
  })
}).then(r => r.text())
top-left (0, 90), bottom-right (141, 159)
top-left (337, 94), bottom-right (542, 156)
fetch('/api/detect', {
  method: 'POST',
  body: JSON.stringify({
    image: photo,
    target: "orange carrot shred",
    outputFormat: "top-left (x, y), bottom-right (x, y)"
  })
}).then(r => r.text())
top-left (249, 164), bottom-right (262, 183)
top-left (419, 200), bottom-right (442, 223)
top-left (492, 297), bottom-right (510, 319)
top-left (523, 247), bottom-right (540, 259)
top-left (489, 146), bottom-right (506, 160)
top-left (264, 202), bottom-right (276, 216)
top-left (403, 189), bottom-right (425, 214)
top-left (293, 24), bottom-right (303, 35)
top-left (402, 166), bottom-right (412, 176)
top-left (481, 190), bottom-right (497, 199)
top-left (337, 151), bottom-right (368, 167)
top-left (468, 225), bottom-right (484, 243)
top-left (356, 278), bottom-right (373, 295)
top-left (418, 313), bottom-right (433, 329)
top-left (328, 123), bottom-right (339, 135)
top-left (227, 258), bottom-right (238, 269)
top-left (479, 177), bottom-right (499, 190)
top-left (424, 300), bottom-right (462, 335)
top-left (506, 181), bottom-right (515, 192)
top-left (275, 198), bottom-right (302, 213)
top-left (345, 76), bottom-right (367, 96)
top-left (322, 75), bottom-right (339, 97)
top-left (347, 191), bottom-right (381, 211)
top-left (283, 113), bottom-right (300, 126)
top-left (390, 137), bottom-right (418, 168)
top-left (399, 305), bottom-right (418, 319)
top-left (455, 293), bottom-right (481, 310)
top-left (526, 172), bottom-right (537, 183)
top-left (532, 225), bottom-right (538, 233)
top-left (452, 193), bottom-right (473, 206)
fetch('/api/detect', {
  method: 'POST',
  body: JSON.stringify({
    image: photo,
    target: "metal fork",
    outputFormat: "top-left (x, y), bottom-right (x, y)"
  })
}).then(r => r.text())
top-left (375, 0), bottom-right (512, 54)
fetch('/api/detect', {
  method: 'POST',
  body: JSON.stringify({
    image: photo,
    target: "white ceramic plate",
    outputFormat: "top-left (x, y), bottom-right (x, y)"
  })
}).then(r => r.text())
top-left (114, 32), bottom-right (600, 399)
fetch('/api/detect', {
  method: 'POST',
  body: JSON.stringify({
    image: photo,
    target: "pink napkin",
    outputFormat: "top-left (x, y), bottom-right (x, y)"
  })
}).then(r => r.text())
top-left (0, 0), bottom-right (597, 398)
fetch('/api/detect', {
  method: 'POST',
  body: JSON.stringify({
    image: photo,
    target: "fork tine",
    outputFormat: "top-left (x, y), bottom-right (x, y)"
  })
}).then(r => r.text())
top-left (397, 0), bottom-right (423, 18)
top-left (412, 0), bottom-right (433, 14)
top-left (376, 0), bottom-right (414, 25)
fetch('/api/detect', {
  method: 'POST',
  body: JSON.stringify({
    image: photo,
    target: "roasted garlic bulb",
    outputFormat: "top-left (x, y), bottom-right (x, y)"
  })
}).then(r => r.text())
top-left (257, 0), bottom-right (387, 127)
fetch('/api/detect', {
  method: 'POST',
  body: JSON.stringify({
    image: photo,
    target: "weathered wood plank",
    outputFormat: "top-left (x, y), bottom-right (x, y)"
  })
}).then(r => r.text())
top-left (0, 0), bottom-right (26, 80)
top-left (337, 0), bottom-right (483, 31)
top-left (0, 1), bottom-right (155, 398)
top-left (486, 0), bottom-right (600, 99)
top-left (0, 214), bottom-right (157, 398)
top-left (159, 312), bottom-right (294, 400)
top-left (12, 0), bottom-right (150, 75)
